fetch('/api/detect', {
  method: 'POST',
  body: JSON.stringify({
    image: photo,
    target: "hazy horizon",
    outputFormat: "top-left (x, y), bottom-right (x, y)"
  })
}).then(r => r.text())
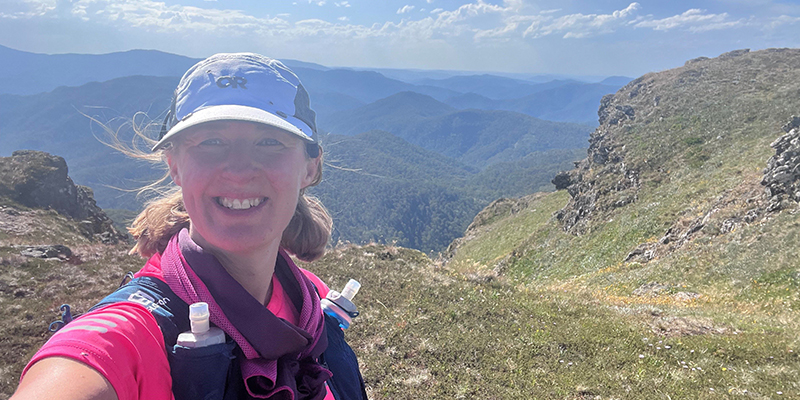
top-left (1, 1), bottom-right (799, 77)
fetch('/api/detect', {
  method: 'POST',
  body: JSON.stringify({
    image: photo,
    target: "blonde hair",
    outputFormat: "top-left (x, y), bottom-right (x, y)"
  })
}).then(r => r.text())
top-left (106, 115), bottom-right (332, 261)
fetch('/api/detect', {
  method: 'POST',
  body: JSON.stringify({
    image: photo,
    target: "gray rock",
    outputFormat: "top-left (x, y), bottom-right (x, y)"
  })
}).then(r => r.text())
top-left (761, 120), bottom-right (800, 211)
top-left (0, 151), bottom-right (124, 243)
top-left (719, 49), bottom-right (750, 59)
top-left (552, 171), bottom-right (574, 191)
top-left (633, 282), bottom-right (670, 297)
top-left (673, 292), bottom-right (702, 302)
top-left (20, 245), bottom-right (72, 260)
top-left (782, 115), bottom-right (800, 133)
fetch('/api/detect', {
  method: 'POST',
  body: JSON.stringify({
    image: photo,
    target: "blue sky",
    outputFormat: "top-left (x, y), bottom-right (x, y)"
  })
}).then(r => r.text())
top-left (1, 0), bottom-right (799, 76)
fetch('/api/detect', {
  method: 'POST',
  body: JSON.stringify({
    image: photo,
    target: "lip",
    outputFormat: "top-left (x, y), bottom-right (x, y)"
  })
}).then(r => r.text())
top-left (212, 195), bottom-right (268, 213)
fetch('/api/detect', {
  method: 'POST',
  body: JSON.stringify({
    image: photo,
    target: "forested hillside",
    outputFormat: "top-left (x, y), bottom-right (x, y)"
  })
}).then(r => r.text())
top-left (0, 59), bottom-right (592, 251)
top-left (323, 92), bottom-right (592, 168)
top-left (314, 130), bottom-right (583, 250)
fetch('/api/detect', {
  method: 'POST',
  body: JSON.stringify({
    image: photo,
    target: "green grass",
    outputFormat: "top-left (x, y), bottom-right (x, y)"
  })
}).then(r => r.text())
top-left (448, 192), bottom-right (567, 272)
top-left (422, 50), bottom-right (800, 398)
top-left (0, 244), bottom-right (140, 399)
top-left (308, 245), bottom-right (799, 399)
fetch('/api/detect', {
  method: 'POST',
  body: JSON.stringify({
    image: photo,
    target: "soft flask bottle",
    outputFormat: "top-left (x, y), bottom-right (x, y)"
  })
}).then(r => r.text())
top-left (321, 279), bottom-right (361, 329)
top-left (176, 302), bottom-right (226, 348)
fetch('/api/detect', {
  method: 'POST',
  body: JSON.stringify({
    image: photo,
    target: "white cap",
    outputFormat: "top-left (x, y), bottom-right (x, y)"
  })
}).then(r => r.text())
top-left (153, 53), bottom-right (318, 151)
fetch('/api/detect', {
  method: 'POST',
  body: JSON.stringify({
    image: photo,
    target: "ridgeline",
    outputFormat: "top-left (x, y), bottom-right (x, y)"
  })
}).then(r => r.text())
top-left (2, 48), bottom-right (800, 399)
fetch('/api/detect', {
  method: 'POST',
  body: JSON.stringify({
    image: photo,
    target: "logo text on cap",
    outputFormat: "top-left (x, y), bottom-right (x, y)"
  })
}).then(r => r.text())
top-left (216, 76), bottom-right (248, 89)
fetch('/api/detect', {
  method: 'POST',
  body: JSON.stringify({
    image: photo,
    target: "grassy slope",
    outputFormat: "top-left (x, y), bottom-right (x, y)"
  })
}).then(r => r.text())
top-left (442, 49), bottom-right (800, 398)
top-left (0, 204), bottom-right (141, 398)
top-left (313, 243), bottom-right (796, 399)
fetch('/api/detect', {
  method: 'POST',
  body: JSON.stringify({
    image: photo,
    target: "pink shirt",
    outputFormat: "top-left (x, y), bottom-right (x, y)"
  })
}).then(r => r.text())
top-left (22, 264), bottom-right (334, 400)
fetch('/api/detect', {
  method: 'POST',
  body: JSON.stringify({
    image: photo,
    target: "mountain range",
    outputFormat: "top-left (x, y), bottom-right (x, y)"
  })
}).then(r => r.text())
top-left (0, 44), bottom-right (625, 126)
top-left (2, 47), bottom-right (799, 399)
top-left (0, 46), bottom-right (605, 251)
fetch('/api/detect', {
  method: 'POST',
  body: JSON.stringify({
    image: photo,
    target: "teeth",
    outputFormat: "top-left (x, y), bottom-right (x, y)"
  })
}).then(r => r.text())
top-left (217, 197), bottom-right (263, 210)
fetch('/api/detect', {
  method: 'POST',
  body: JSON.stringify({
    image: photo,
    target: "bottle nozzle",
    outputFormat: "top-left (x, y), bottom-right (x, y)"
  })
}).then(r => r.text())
top-left (340, 279), bottom-right (361, 301)
top-left (188, 302), bottom-right (210, 333)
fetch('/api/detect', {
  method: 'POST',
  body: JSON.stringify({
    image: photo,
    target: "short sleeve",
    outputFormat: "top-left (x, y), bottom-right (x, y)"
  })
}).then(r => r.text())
top-left (301, 268), bottom-right (330, 298)
top-left (22, 302), bottom-right (174, 400)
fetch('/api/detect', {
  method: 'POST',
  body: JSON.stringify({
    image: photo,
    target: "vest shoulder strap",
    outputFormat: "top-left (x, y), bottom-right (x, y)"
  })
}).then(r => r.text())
top-left (90, 276), bottom-right (190, 347)
top-left (88, 275), bottom-right (367, 400)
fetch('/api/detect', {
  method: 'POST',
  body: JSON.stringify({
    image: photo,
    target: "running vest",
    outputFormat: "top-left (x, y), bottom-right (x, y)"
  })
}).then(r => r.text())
top-left (88, 275), bottom-right (368, 400)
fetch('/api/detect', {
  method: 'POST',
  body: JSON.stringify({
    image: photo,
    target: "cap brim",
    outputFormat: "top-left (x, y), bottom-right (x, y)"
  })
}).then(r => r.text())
top-left (152, 104), bottom-right (314, 151)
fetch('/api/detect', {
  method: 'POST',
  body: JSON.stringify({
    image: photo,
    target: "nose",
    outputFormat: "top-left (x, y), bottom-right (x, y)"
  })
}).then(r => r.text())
top-left (219, 141), bottom-right (261, 182)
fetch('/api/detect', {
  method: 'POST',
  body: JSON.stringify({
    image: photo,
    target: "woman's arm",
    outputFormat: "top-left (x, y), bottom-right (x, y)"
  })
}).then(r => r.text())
top-left (12, 357), bottom-right (118, 400)
top-left (11, 303), bottom-right (173, 400)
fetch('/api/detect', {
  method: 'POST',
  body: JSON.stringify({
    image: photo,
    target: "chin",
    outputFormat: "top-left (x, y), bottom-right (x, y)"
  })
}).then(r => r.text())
top-left (194, 226), bottom-right (280, 255)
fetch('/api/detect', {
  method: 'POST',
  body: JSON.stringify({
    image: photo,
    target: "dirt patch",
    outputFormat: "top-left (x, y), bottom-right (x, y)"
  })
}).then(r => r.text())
top-left (649, 315), bottom-right (728, 337)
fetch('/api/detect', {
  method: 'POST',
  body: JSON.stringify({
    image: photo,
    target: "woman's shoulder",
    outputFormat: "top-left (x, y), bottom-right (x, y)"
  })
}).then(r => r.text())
top-left (299, 268), bottom-right (330, 298)
top-left (31, 302), bottom-right (165, 359)
top-left (21, 302), bottom-right (172, 400)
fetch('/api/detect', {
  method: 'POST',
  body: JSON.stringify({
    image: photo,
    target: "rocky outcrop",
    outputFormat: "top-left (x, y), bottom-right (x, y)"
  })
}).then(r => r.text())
top-left (0, 150), bottom-right (124, 243)
top-left (552, 48), bottom-right (788, 236)
top-left (621, 115), bottom-right (800, 266)
top-left (761, 116), bottom-right (800, 211)
top-left (553, 88), bottom-right (642, 234)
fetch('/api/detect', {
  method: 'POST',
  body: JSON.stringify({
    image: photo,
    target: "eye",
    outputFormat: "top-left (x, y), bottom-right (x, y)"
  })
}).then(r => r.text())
top-left (199, 138), bottom-right (224, 146)
top-left (257, 138), bottom-right (283, 146)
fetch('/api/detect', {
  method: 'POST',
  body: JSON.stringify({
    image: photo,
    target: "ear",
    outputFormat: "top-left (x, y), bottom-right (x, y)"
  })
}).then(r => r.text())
top-left (301, 153), bottom-right (320, 189)
top-left (166, 151), bottom-right (182, 187)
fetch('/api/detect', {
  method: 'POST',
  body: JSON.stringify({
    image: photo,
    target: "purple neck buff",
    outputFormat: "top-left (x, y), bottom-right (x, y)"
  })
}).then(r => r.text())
top-left (160, 229), bottom-right (331, 399)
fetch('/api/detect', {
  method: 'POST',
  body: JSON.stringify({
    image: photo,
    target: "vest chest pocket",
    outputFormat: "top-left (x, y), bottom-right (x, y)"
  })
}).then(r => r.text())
top-left (168, 340), bottom-right (237, 400)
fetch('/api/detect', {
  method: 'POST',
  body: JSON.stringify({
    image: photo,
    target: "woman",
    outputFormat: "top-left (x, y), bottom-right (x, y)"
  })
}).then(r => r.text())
top-left (13, 53), bottom-right (366, 400)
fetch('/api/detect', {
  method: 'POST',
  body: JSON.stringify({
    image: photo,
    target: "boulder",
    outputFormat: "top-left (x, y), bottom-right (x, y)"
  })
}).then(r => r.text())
top-left (19, 245), bottom-right (72, 260)
top-left (761, 117), bottom-right (800, 210)
top-left (0, 150), bottom-right (124, 243)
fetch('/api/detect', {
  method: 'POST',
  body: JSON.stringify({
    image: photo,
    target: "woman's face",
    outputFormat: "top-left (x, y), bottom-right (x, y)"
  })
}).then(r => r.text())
top-left (167, 121), bottom-right (319, 255)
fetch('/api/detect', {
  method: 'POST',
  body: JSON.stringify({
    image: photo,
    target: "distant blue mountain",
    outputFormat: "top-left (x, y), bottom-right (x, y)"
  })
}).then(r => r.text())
top-left (600, 76), bottom-right (634, 86)
top-left (416, 74), bottom-right (540, 99)
top-left (0, 45), bottom-right (330, 96)
top-left (321, 91), bottom-right (455, 135)
top-left (416, 75), bottom-right (588, 100)
top-left (323, 91), bottom-right (592, 168)
top-left (0, 45), bottom-right (198, 95)
top-left (2, 46), bottom-right (623, 126)
top-left (293, 67), bottom-right (460, 104)
top-left (440, 81), bottom-right (617, 125)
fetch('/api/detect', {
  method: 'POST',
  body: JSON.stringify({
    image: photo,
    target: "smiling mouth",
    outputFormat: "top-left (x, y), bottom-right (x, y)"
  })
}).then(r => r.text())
top-left (215, 197), bottom-right (266, 210)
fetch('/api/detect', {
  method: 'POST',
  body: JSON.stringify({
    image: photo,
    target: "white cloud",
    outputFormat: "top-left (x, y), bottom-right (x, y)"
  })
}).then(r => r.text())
top-left (768, 14), bottom-right (800, 29)
top-left (426, 0), bottom-right (434, 3)
top-left (634, 8), bottom-right (742, 32)
top-left (30, 0), bottom-right (294, 34)
top-left (523, 2), bottom-right (640, 39)
top-left (397, 5), bottom-right (415, 14)
top-left (0, 0), bottom-right (784, 59)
